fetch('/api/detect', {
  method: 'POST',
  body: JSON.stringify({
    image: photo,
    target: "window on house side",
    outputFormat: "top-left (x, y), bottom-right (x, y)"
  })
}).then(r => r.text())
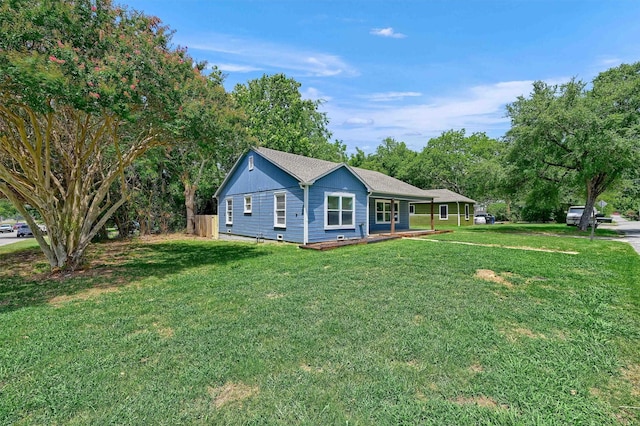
top-left (244, 195), bottom-right (252, 214)
top-left (465, 204), bottom-right (469, 220)
top-left (325, 193), bottom-right (355, 229)
top-left (375, 200), bottom-right (399, 224)
top-left (274, 193), bottom-right (286, 228)
top-left (409, 204), bottom-right (415, 215)
top-left (226, 198), bottom-right (233, 225)
top-left (439, 204), bottom-right (448, 220)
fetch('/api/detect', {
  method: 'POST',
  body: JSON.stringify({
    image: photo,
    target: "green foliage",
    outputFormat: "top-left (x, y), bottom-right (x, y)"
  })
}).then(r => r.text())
top-left (505, 62), bottom-right (640, 230)
top-left (409, 130), bottom-right (506, 202)
top-left (0, 197), bottom-right (18, 219)
top-left (0, 0), bottom-right (200, 269)
top-left (233, 73), bottom-right (345, 161)
top-left (0, 0), bottom-right (190, 118)
top-left (348, 137), bottom-right (416, 181)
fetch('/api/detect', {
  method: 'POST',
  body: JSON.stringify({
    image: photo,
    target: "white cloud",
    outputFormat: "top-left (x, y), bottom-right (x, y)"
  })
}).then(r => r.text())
top-left (323, 80), bottom-right (537, 152)
top-left (598, 57), bottom-right (622, 67)
top-left (182, 33), bottom-right (359, 78)
top-left (301, 87), bottom-right (332, 102)
top-left (370, 27), bottom-right (406, 39)
top-left (343, 118), bottom-right (374, 126)
top-left (216, 63), bottom-right (262, 73)
top-left (363, 91), bottom-right (422, 102)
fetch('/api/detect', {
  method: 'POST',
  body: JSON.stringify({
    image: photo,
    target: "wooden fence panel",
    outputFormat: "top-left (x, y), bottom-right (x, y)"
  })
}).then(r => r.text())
top-left (194, 215), bottom-right (218, 239)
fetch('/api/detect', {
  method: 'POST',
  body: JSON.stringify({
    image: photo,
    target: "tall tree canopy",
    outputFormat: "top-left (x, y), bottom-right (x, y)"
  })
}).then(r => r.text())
top-left (348, 137), bottom-right (416, 182)
top-left (506, 62), bottom-right (640, 230)
top-left (168, 68), bottom-right (249, 234)
top-left (0, 0), bottom-right (197, 270)
top-left (233, 73), bottom-right (345, 161)
top-left (407, 130), bottom-right (506, 203)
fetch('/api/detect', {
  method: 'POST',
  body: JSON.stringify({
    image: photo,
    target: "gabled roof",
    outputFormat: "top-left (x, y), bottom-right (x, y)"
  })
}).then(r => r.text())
top-left (421, 188), bottom-right (476, 204)
top-left (254, 147), bottom-right (432, 201)
top-left (254, 147), bottom-right (343, 184)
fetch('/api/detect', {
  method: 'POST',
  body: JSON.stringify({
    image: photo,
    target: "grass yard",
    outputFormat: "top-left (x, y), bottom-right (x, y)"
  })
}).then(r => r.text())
top-left (1, 228), bottom-right (639, 424)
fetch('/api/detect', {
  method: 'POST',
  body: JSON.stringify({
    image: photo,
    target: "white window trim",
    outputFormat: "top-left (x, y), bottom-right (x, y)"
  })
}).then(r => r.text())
top-left (225, 198), bottom-right (233, 225)
top-left (464, 204), bottom-right (470, 220)
top-left (439, 204), bottom-right (448, 220)
top-left (274, 192), bottom-right (286, 228)
top-left (409, 204), bottom-right (415, 215)
top-left (248, 155), bottom-right (254, 171)
top-left (244, 195), bottom-right (252, 214)
top-left (375, 199), bottom-right (399, 224)
top-left (324, 192), bottom-right (356, 230)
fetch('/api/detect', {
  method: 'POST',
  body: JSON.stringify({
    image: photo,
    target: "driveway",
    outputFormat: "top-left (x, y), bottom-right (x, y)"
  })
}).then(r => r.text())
top-left (600, 214), bottom-right (640, 256)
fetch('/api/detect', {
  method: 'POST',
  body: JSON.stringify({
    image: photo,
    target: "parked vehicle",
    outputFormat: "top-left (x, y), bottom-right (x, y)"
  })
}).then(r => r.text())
top-left (566, 206), bottom-right (597, 226)
top-left (0, 224), bottom-right (14, 233)
top-left (12, 222), bottom-right (25, 231)
top-left (16, 224), bottom-right (33, 237)
top-left (474, 212), bottom-right (495, 225)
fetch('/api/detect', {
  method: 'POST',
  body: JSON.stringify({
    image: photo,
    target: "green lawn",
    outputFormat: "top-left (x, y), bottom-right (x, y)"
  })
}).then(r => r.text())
top-left (1, 229), bottom-right (639, 424)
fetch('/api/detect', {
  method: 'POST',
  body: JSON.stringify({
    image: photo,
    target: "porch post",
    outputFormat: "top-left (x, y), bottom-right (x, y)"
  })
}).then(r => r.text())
top-left (430, 200), bottom-right (434, 230)
top-left (390, 198), bottom-right (396, 234)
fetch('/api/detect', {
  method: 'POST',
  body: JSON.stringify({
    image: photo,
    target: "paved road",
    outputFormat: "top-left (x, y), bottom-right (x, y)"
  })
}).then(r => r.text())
top-left (600, 214), bottom-right (640, 256)
top-left (0, 231), bottom-right (27, 247)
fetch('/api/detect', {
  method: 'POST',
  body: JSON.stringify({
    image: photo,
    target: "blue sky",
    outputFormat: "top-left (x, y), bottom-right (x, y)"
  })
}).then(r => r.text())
top-left (127, 0), bottom-right (640, 153)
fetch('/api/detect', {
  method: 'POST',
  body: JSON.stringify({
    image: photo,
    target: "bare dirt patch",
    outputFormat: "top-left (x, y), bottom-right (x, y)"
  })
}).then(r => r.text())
top-left (475, 269), bottom-right (514, 288)
top-left (266, 292), bottom-right (285, 299)
top-left (470, 363), bottom-right (484, 374)
top-left (208, 382), bottom-right (259, 409)
top-left (300, 364), bottom-right (324, 373)
top-left (412, 238), bottom-right (579, 255)
top-left (502, 326), bottom-right (547, 342)
top-left (48, 286), bottom-right (121, 306)
top-left (622, 364), bottom-right (640, 397)
top-left (453, 395), bottom-right (509, 410)
top-left (153, 323), bottom-right (174, 339)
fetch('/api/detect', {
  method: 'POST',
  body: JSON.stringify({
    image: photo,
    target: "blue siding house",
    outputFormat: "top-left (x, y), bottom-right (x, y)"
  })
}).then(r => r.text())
top-left (214, 147), bottom-right (433, 244)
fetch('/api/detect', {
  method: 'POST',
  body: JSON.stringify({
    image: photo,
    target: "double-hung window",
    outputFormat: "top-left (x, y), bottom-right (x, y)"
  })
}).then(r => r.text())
top-left (225, 198), bottom-right (233, 225)
top-left (274, 193), bottom-right (286, 228)
top-left (325, 193), bottom-right (355, 229)
top-left (375, 200), bottom-right (399, 224)
top-left (439, 204), bottom-right (448, 220)
top-left (244, 195), bottom-right (252, 214)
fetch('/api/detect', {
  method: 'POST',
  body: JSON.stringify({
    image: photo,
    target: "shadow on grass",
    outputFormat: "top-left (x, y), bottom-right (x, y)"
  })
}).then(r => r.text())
top-left (0, 239), bottom-right (266, 314)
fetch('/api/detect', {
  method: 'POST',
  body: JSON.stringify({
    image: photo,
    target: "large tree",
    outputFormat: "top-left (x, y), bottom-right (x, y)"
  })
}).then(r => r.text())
top-left (233, 73), bottom-right (345, 161)
top-left (408, 130), bottom-right (506, 203)
top-left (349, 137), bottom-right (416, 182)
top-left (169, 68), bottom-right (249, 234)
top-left (0, 0), bottom-right (196, 270)
top-left (506, 62), bottom-right (640, 230)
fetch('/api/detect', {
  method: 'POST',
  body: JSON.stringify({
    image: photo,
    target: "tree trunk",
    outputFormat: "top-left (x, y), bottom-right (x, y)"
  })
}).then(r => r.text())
top-left (578, 175), bottom-right (607, 231)
top-left (184, 183), bottom-right (197, 234)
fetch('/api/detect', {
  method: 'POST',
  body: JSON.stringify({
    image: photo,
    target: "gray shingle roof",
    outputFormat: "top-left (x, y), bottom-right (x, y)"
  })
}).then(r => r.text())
top-left (255, 147), bottom-right (340, 183)
top-left (255, 147), bottom-right (431, 200)
top-left (421, 188), bottom-right (476, 204)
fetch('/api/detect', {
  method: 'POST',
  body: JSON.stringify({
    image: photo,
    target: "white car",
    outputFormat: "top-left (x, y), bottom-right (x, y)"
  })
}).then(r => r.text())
top-left (0, 224), bottom-right (13, 233)
top-left (566, 206), bottom-right (597, 226)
